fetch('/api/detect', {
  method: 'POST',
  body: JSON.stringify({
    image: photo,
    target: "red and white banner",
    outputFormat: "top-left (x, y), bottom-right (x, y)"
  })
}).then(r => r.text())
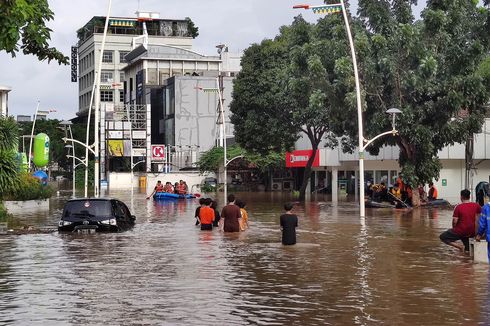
top-left (151, 145), bottom-right (165, 160)
top-left (286, 150), bottom-right (320, 168)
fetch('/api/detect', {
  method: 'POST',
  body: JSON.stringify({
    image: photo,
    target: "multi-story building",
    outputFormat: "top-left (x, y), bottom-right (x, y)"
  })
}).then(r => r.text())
top-left (76, 13), bottom-right (197, 116)
top-left (76, 12), bottom-right (241, 184)
top-left (0, 85), bottom-right (11, 117)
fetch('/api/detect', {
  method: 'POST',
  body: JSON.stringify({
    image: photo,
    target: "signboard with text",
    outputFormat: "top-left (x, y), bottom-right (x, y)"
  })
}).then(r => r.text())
top-left (151, 145), bottom-right (165, 161)
top-left (286, 150), bottom-right (320, 168)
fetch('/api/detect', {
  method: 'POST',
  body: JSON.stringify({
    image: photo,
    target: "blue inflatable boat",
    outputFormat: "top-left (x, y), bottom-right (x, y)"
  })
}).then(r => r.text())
top-left (153, 192), bottom-right (196, 200)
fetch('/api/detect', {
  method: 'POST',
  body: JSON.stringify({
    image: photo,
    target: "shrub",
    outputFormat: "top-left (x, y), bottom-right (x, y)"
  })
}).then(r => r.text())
top-left (2, 173), bottom-right (53, 201)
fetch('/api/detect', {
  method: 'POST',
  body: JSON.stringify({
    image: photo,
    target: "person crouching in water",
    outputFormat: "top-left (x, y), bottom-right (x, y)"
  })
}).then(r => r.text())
top-left (280, 202), bottom-right (298, 245)
top-left (237, 200), bottom-right (249, 231)
top-left (199, 198), bottom-right (215, 231)
top-left (476, 202), bottom-right (490, 263)
top-left (440, 189), bottom-right (481, 252)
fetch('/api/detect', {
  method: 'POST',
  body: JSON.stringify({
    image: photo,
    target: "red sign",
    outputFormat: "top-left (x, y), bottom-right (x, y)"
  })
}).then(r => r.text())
top-left (286, 150), bottom-right (320, 168)
top-left (151, 145), bottom-right (165, 160)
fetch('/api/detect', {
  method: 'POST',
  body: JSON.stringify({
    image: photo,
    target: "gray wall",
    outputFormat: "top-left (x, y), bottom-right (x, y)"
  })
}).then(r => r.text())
top-left (174, 76), bottom-right (234, 152)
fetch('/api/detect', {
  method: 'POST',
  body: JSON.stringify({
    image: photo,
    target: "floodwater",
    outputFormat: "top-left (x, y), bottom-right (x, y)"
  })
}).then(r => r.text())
top-left (1, 190), bottom-right (489, 325)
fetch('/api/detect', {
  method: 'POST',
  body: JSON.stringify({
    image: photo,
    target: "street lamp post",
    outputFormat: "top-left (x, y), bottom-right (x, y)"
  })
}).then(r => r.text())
top-left (60, 120), bottom-right (76, 197)
top-left (196, 79), bottom-right (228, 204)
top-left (294, 3), bottom-right (401, 217)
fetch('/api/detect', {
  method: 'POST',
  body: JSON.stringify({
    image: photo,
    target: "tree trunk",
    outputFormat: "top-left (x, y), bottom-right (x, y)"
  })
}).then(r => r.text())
top-left (298, 144), bottom-right (319, 201)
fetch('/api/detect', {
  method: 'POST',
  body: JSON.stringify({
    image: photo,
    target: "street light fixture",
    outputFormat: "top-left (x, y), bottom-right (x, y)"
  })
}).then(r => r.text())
top-left (60, 120), bottom-right (77, 197)
top-left (294, 3), bottom-right (400, 217)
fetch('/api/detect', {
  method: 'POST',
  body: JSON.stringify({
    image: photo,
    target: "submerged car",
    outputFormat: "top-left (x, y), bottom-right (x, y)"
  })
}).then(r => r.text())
top-left (58, 198), bottom-right (135, 233)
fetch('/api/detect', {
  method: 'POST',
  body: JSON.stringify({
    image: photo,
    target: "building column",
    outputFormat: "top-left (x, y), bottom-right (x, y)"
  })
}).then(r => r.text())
top-left (332, 167), bottom-right (338, 204)
top-left (100, 103), bottom-right (106, 181)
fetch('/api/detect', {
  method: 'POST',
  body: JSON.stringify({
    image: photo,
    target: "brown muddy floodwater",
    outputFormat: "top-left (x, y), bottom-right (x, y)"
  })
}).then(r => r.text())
top-left (0, 190), bottom-right (489, 325)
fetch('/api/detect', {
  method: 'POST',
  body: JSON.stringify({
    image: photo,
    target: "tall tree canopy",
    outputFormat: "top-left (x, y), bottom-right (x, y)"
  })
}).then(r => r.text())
top-left (358, 0), bottom-right (490, 186)
top-left (0, 0), bottom-right (68, 64)
top-left (230, 15), bottom-right (358, 200)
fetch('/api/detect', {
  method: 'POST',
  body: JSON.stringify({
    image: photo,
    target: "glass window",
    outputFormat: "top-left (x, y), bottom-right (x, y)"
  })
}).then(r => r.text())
top-left (100, 70), bottom-right (113, 83)
top-left (119, 71), bottom-right (125, 82)
top-left (119, 51), bottom-right (129, 63)
top-left (63, 200), bottom-right (112, 218)
top-left (100, 90), bottom-right (114, 102)
top-left (102, 50), bottom-right (113, 63)
top-left (119, 91), bottom-right (124, 103)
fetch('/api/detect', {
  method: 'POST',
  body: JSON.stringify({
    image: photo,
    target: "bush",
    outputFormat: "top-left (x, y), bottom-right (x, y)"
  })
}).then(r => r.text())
top-left (2, 173), bottom-right (53, 201)
top-left (0, 202), bottom-right (9, 222)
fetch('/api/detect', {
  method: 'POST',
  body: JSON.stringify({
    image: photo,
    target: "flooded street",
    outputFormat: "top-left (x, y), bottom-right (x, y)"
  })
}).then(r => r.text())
top-left (1, 190), bottom-right (490, 325)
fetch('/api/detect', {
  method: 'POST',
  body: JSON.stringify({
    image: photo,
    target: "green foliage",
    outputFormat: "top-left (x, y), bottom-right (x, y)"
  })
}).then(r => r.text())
top-left (185, 17), bottom-right (199, 38)
top-left (0, 0), bottom-right (68, 64)
top-left (0, 202), bottom-right (9, 222)
top-left (198, 145), bottom-right (284, 174)
top-left (0, 117), bottom-right (19, 196)
top-left (230, 14), bottom-right (357, 199)
top-left (2, 173), bottom-right (53, 201)
top-left (358, 0), bottom-right (490, 185)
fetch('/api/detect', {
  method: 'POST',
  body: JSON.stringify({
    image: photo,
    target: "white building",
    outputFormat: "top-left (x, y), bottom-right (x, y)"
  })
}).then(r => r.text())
top-left (76, 12), bottom-right (241, 186)
top-left (76, 14), bottom-right (196, 115)
top-left (289, 119), bottom-right (490, 204)
top-left (0, 85), bottom-right (12, 117)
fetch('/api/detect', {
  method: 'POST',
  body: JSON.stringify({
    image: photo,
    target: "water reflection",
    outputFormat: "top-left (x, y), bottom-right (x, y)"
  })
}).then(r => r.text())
top-left (0, 191), bottom-right (488, 325)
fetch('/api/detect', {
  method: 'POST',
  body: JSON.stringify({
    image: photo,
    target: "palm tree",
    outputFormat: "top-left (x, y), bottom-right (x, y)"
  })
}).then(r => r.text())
top-left (0, 116), bottom-right (19, 197)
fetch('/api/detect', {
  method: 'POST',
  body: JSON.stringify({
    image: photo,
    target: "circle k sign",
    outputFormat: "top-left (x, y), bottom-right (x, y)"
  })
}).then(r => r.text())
top-left (151, 145), bottom-right (165, 160)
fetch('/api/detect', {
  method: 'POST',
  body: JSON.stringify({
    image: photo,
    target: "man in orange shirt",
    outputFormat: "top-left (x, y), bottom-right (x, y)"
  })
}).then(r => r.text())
top-left (199, 198), bottom-right (215, 230)
top-left (428, 182), bottom-right (438, 201)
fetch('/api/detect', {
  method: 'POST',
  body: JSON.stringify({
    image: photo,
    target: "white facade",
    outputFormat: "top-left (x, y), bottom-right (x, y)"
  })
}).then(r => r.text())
top-left (77, 16), bottom-right (194, 115)
top-left (0, 85), bottom-right (12, 117)
top-left (296, 119), bottom-right (490, 204)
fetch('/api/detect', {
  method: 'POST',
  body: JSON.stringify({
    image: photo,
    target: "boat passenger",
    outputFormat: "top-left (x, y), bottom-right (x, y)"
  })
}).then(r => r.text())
top-left (390, 184), bottom-right (402, 200)
top-left (163, 182), bottom-right (174, 193)
top-left (146, 180), bottom-right (164, 199)
top-left (428, 182), bottom-right (438, 201)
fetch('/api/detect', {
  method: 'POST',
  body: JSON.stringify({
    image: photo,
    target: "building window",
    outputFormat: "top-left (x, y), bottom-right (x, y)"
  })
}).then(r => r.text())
top-left (102, 50), bottom-right (113, 63)
top-left (100, 70), bottom-right (113, 83)
top-left (100, 90), bottom-right (114, 102)
top-left (119, 51), bottom-right (129, 63)
top-left (119, 72), bottom-right (125, 82)
top-left (119, 91), bottom-right (124, 103)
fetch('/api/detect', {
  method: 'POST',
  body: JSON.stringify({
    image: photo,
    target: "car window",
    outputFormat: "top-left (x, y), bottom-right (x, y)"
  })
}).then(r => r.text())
top-left (120, 202), bottom-right (131, 217)
top-left (113, 201), bottom-right (126, 217)
top-left (63, 200), bottom-right (112, 218)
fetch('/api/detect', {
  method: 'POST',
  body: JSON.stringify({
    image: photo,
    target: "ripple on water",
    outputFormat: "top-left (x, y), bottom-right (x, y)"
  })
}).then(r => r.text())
top-left (0, 192), bottom-right (488, 325)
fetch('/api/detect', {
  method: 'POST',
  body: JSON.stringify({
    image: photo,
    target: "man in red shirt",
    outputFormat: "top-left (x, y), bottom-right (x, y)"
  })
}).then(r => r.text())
top-left (440, 189), bottom-right (481, 252)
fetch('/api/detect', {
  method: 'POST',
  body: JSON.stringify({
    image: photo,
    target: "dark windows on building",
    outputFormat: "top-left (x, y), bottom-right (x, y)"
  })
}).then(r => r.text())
top-left (119, 51), bottom-right (129, 63)
top-left (101, 70), bottom-right (113, 83)
top-left (102, 50), bottom-right (113, 63)
top-left (100, 90), bottom-right (114, 102)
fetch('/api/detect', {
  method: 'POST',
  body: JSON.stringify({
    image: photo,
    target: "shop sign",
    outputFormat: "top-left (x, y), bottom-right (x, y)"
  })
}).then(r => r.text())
top-left (286, 150), bottom-right (320, 168)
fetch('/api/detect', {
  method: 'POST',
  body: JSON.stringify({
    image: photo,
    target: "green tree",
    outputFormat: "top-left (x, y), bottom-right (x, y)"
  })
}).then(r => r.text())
top-left (357, 0), bottom-right (490, 186)
top-left (0, 0), bottom-right (68, 64)
top-left (230, 15), bottom-right (357, 200)
top-left (0, 116), bottom-right (19, 197)
top-left (198, 145), bottom-right (284, 175)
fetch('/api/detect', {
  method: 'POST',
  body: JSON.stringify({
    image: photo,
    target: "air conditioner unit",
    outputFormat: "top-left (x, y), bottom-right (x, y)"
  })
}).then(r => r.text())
top-left (283, 181), bottom-right (292, 191)
top-left (271, 182), bottom-right (282, 191)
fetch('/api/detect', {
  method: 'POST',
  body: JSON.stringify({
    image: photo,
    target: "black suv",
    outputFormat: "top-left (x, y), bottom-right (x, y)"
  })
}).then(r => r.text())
top-left (58, 198), bottom-right (135, 233)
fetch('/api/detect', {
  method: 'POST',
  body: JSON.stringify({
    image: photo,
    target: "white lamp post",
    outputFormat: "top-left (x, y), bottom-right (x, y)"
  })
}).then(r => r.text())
top-left (294, 3), bottom-right (402, 217)
top-left (60, 120), bottom-right (76, 197)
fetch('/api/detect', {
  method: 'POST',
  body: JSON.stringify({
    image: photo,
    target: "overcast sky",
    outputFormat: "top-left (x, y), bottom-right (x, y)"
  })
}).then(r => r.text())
top-left (0, 0), bottom-right (425, 120)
